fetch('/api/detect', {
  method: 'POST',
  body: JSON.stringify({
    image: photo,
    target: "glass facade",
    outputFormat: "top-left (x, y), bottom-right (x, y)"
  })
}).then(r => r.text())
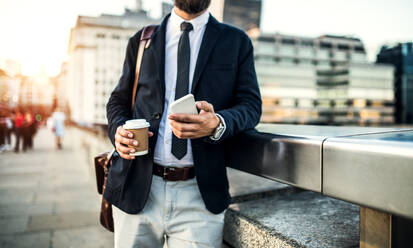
top-left (377, 42), bottom-right (413, 124)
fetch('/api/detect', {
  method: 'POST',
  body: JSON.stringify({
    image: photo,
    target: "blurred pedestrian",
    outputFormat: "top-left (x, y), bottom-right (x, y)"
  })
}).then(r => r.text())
top-left (22, 111), bottom-right (33, 151)
top-left (51, 109), bottom-right (65, 149)
top-left (4, 110), bottom-right (13, 151)
top-left (14, 109), bottom-right (25, 153)
top-left (25, 111), bottom-right (37, 149)
top-left (0, 110), bottom-right (6, 153)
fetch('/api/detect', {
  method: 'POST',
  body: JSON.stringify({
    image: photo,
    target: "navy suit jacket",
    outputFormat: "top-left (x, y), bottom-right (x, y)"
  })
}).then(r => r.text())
top-left (105, 13), bottom-right (262, 214)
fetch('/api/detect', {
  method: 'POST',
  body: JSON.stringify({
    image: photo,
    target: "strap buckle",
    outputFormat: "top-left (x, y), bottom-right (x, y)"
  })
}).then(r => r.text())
top-left (163, 167), bottom-right (175, 180)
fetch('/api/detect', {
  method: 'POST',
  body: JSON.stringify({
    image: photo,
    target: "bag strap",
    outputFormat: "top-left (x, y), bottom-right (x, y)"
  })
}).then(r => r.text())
top-left (106, 25), bottom-right (158, 162)
top-left (131, 25), bottom-right (157, 111)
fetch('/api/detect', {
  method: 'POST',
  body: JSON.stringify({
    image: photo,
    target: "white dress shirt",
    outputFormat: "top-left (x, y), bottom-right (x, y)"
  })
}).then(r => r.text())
top-left (153, 9), bottom-right (210, 167)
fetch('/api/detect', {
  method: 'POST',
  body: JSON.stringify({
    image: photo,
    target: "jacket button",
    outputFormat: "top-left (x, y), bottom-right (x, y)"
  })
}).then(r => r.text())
top-left (153, 112), bottom-right (161, 120)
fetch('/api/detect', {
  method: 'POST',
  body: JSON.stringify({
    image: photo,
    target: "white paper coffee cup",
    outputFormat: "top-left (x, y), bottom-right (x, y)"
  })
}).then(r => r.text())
top-left (123, 119), bottom-right (150, 156)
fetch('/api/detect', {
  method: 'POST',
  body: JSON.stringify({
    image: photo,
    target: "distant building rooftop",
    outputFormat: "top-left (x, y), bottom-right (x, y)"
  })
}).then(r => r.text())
top-left (257, 32), bottom-right (365, 52)
top-left (75, 8), bottom-right (157, 30)
top-left (319, 34), bottom-right (361, 42)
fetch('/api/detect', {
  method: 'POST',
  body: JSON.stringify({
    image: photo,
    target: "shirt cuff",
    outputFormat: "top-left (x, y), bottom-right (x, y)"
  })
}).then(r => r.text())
top-left (209, 114), bottom-right (226, 141)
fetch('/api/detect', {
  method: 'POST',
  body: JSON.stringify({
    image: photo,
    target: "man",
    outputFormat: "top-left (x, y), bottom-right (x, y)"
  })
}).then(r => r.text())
top-left (105, 0), bottom-right (261, 247)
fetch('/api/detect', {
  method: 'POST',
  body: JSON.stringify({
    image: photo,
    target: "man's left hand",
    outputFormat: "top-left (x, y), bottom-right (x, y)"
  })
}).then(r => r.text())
top-left (168, 101), bottom-right (220, 139)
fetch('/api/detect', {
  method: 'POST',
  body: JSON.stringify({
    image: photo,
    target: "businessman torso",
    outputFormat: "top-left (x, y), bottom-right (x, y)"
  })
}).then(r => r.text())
top-left (105, 13), bottom-right (261, 214)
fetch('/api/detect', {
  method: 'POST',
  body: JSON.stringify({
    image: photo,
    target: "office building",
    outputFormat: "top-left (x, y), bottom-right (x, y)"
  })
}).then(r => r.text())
top-left (255, 33), bottom-right (395, 125)
top-left (206, 0), bottom-right (261, 31)
top-left (0, 67), bottom-right (53, 109)
top-left (0, 59), bottom-right (21, 77)
top-left (377, 42), bottom-right (413, 124)
top-left (65, 9), bottom-right (157, 124)
top-left (161, 0), bottom-right (262, 32)
top-left (162, 1), bottom-right (173, 18)
top-left (54, 62), bottom-right (68, 110)
top-left (0, 69), bottom-right (20, 108)
top-left (222, 0), bottom-right (261, 31)
top-left (18, 72), bottom-right (54, 108)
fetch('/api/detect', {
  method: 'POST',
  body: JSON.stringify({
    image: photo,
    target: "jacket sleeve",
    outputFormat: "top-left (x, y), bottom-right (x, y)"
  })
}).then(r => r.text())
top-left (106, 33), bottom-right (140, 147)
top-left (212, 35), bottom-right (262, 143)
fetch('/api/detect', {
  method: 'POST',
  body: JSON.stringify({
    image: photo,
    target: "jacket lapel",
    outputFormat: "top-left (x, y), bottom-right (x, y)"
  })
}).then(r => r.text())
top-left (191, 15), bottom-right (223, 93)
top-left (147, 14), bottom-right (170, 99)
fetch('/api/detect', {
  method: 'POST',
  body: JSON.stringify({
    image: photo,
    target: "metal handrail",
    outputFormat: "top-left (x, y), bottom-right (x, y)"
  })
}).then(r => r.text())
top-left (226, 124), bottom-right (413, 220)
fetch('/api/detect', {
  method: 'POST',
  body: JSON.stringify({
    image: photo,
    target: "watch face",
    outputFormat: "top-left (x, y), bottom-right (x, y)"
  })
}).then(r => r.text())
top-left (215, 123), bottom-right (224, 136)
top-left (212, 114), bottom-right (225, 139)
top-left (219, 123), bottom-right (224, 130)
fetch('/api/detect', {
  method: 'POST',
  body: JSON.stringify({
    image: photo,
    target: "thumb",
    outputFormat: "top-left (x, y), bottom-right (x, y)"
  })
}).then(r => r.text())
top-left (196, 101), bottom-right (214, 113)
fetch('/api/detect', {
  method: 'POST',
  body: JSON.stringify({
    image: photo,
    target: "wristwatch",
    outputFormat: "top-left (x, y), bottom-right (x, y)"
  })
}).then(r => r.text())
top-left (210, 114), bottom-right (226, 140)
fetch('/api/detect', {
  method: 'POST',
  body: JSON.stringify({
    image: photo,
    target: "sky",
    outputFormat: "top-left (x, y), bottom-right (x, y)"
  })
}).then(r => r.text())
top-left (261, 0), bottom-right (413, 63)
top-left (0, 0), bottom-right (412, 76)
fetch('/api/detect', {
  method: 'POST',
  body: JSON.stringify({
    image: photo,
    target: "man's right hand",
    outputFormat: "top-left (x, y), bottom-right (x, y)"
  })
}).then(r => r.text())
top-left (115, 126), bottom-right (137, 160)
top-left (114, 125), bottom-right (153, 160)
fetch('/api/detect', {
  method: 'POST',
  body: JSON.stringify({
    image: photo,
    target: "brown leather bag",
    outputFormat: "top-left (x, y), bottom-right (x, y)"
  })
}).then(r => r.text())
top-left (94, 25), bottom-right (157, 232)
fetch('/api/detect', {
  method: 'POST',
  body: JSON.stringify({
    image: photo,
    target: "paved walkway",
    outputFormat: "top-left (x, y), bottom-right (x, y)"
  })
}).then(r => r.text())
top-left (0, 127), bottom-right (113, 248)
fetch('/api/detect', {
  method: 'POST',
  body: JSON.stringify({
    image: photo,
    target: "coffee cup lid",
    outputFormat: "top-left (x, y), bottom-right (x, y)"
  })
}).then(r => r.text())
top-left (123, 119), bottom-right (150, 129)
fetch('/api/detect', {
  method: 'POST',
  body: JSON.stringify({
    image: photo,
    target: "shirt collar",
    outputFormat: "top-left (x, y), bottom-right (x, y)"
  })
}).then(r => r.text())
top-left (169, 7), bottom-right (210, 33)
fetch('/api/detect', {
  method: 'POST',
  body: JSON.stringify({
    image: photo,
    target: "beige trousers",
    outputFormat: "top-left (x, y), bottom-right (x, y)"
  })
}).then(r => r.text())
top-left (113, 175), bottom-right (226, 248)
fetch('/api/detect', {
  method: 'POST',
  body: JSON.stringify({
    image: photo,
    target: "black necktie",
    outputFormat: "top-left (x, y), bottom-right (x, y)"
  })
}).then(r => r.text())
top-left (171, 22), bottom-right (193, 160)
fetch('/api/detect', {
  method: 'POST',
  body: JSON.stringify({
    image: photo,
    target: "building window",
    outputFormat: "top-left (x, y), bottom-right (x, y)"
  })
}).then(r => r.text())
top-left (300, 59), bottom-right (312, 65)
top-left (354, 46), bottom-right (365, 52)
top-left (96, 33), bottom-right (106, 38)
top-left (338, 44), bottom-right (350, 51)
top-left (281, 38), bottom-right (295, 45)
top-left (112, 34), bottom-right (120, 40)
top-left (320, 42), bottom-right (332, 49)
top-left (258, 36), bottom-right (275, 43)
top-left (280, 58), bottom-right (295, 65)
top-left (301, 40), bottom-right (313, 46)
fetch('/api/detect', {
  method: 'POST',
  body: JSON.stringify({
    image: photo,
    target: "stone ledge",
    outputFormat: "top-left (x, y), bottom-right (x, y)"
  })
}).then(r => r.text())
top-left (224, 191), bottom-right (359, 248)
top-left (227, 168), bottom-right (301, 204)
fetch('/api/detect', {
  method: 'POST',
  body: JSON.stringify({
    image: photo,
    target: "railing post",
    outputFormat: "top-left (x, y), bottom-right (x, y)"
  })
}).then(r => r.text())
top-left (360, 207), bottom-right (392, 248)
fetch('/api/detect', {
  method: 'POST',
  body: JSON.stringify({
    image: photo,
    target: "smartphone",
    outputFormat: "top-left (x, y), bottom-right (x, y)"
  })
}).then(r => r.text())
top-left (169, 94), bottom-right (198, 115)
